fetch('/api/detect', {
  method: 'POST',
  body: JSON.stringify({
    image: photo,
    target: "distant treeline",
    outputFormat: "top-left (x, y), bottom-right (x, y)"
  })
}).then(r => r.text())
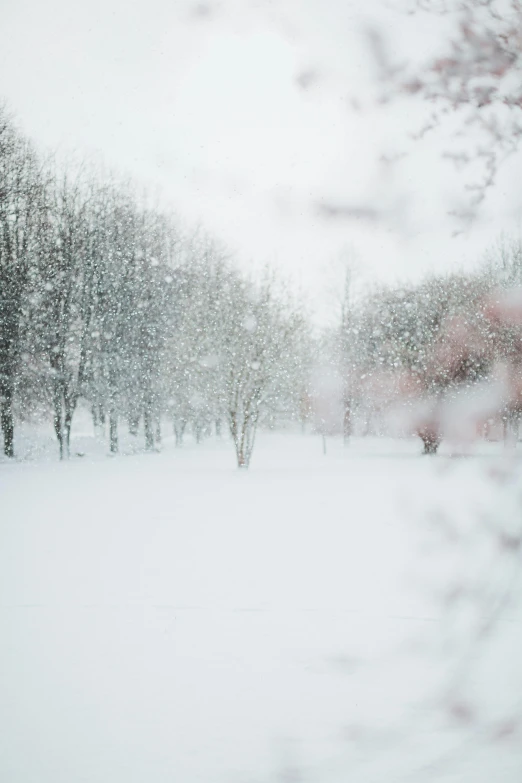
top-left (2, 103), bottom-right (522, 464)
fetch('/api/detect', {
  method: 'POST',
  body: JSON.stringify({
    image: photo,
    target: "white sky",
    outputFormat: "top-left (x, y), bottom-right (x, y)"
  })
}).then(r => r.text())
top-left (1, 0), bottom-right (522, 320)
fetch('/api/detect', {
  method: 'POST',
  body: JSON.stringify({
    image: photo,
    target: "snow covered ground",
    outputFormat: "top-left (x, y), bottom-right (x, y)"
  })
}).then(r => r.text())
top-left (1, 427), bottom-right (521, 782)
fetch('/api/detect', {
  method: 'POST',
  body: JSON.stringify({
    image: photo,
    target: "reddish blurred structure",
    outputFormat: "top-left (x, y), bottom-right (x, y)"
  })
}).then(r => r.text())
top-left (409, 288), bottom-right (522, 452)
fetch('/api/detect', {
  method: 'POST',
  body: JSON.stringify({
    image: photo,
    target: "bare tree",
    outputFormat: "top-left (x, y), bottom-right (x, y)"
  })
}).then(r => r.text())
top-left (388, 0), bottom-right (522, 217)
top-left (221, 273), bottom-right (306, 468)
top-left (36, 169), bottom-right (97, 458)
top-left (0, 107), bottom-right (41, 457)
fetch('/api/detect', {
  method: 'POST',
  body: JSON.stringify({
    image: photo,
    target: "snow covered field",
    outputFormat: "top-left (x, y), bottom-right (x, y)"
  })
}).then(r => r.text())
top-left (1, 430), bottom-right (521, 782)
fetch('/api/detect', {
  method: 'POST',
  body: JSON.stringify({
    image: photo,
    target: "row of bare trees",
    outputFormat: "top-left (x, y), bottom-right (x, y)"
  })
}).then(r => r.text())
top-left (0, 105), bottom-right (308, 467)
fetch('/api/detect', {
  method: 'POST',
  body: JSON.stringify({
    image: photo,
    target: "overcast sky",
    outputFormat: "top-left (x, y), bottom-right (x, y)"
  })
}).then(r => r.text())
top-left (2, 0), bottom-right (522, 319)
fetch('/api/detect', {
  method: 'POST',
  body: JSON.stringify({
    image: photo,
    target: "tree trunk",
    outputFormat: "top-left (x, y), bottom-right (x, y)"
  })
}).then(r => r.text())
top-left (343, 396), bottom-right (352, 445)
top-left (235, 414), bottom-right (257, 469)
top-left (52, 378), bottom-right (76, 459)
top-left (108, 361), bottom-right (119, 453)
top-left (0, 383), bottom-right (14, 458)
top-left (64, 418), bottom-right (71, 459)
top-left (419, 428), bottom-right (441, 455)
top-left (504, 410), bottom-right (519, 450)
top-left (144, 406), bottom-right (155, 450)
top-left (109, 411), bottom-right (118, 453)
top-left (174, 419), bottom-right (185, 446)
top-left (236, 420), bottom-right (248, 468)
top-left (63, 389), bottom-right (77, 459)
top-left (52, 379), bottom-right (64, 460)
top-left (237, 444), bottom-right (247, 468)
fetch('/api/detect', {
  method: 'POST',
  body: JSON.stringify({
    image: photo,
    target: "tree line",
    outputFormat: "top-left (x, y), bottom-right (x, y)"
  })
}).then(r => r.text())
top-left (0, 105), bottom-right (308, 467)
top-left (2, 101), bottom-right (522, 464)
top-left (334, 237), bottom-right (522, 452)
